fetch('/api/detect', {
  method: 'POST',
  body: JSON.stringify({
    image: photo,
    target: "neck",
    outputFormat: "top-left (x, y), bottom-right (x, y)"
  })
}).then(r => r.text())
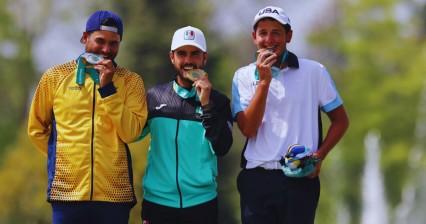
top-left (274, 50), bottom-right (289, 69)
top-left (176, 75), bottom-right (193, 89)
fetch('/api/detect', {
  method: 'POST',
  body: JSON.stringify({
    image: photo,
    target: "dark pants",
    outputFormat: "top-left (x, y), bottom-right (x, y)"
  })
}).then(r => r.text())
top-left (51, 201), bottom-right (133, 224)
top-left (237, 168), bottom-right (320, 224)
top-left (141, 198), bottom-right (218, 224)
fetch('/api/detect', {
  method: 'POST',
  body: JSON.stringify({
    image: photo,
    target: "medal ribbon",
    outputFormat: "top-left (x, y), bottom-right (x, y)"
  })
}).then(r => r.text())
top-left (173, 81), bottom-right (202, 114)
top-left (76, 56), bottom-right (100, 85)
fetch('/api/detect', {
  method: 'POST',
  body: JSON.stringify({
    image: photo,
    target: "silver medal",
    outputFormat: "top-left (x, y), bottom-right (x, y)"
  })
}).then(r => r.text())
top-left (81, 53), bottom-right (103, 64)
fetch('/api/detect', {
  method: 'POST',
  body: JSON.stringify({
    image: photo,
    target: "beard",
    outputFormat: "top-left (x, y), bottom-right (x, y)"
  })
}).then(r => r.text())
top-left (176, 72), bottom-right (193, 82)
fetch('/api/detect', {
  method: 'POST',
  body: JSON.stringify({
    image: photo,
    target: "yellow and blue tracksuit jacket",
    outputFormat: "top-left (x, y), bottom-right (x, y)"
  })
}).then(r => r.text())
top-left (140, 81), bottom-right (233, 208)
top-left (27, 60), bottom-right (147, 204)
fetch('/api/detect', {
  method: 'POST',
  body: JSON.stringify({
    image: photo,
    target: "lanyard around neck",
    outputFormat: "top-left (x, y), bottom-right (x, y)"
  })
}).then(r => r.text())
top-left (76, 56), bottom-right (100, 85)
top-left (172, 81), bottom-right (200, 101)
top-left (172, 81), bottom-right (202, 114)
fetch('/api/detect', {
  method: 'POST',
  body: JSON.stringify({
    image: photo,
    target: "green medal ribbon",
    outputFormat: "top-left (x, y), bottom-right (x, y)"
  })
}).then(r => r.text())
top-left (76, 57), bottom-right (100, 85)
top-left (254, 50), bottom-right (288, 80)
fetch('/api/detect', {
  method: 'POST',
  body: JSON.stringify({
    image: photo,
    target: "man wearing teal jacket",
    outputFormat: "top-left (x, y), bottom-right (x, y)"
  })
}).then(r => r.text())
top-left (138, 26), bottom-right (233, 224)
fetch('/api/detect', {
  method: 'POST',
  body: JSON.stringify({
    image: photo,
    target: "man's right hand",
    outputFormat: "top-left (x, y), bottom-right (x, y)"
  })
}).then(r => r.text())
top-left (255, 49), bottom-right (277, 83)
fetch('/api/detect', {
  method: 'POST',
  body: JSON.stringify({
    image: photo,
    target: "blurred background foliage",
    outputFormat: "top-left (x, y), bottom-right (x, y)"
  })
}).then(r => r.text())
top-left (1, 0), bottom-right (426, 223)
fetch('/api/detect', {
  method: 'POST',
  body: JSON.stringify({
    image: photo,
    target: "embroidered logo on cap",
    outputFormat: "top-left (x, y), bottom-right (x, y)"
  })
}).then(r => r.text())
top-left (258, 8), bottom-right (280, 16)
top-left (184, 30), bottom-right (195, 40)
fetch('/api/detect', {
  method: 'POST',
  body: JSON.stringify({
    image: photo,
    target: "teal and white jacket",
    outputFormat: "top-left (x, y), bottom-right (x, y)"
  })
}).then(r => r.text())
top-left (139, 80), bottom-right (233, 208)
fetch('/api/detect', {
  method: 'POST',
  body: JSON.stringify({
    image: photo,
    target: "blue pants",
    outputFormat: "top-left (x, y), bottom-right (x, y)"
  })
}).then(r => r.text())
top-left (51, 201), bottom-right (133, 224)
top-left (237, 168), bottom-right (320, 224)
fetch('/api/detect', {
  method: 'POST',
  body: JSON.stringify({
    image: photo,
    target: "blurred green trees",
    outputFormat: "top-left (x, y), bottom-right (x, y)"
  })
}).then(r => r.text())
top-left (0, 0), bottom-right (39, 155)
top-left (309, 0), bottom-right (426, 223)
top-left (2, 0), bottom-right (426, 223)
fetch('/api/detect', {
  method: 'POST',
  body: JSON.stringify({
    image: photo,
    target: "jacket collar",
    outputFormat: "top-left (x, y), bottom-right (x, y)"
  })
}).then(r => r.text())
top-left (286, 50), bottom-right (299, 69)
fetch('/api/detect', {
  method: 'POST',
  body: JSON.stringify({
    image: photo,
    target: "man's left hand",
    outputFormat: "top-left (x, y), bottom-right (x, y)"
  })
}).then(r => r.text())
top-left (94, 59), bottom-right (115, 87)
top-left (193, 77), bottom-right (212, 106)
top-left (307, 154), bottom-right (322, 178)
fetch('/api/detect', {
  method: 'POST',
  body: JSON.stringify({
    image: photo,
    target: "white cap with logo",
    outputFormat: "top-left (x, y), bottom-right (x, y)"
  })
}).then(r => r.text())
top-left (171, 26), bottom-right (207, 52)
top-left (252, 6), bottom-right (291, 28)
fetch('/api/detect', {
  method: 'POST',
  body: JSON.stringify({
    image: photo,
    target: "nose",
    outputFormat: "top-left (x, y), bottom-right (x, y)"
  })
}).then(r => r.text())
top-left (101, 44), bottom-right (111, 54)
top-left (183, 54), bottom-right (193, 64)
top-left (265, 33), bottom-right (274, 43)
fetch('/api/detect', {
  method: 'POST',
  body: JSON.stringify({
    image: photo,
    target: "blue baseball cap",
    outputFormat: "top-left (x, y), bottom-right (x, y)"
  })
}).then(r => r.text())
top-left (82, 10), bottom-right (123, 41)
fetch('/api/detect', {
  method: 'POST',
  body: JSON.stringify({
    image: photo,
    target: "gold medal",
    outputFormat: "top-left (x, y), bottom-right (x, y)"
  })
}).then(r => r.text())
top-left (186, 69), bottom-right (207, 81)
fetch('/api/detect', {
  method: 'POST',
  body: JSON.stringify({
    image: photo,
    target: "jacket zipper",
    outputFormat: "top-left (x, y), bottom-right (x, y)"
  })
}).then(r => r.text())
top-left (90, 83), bottom-right (96, 200)
top-left (175, 99), bottom-right (184, 208)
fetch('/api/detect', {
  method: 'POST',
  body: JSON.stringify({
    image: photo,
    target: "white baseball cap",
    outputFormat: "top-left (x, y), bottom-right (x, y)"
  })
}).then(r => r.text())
top-left (171, 26), bottom-right (207, 52)
top-left (252, 6), bottom-right (291, 28)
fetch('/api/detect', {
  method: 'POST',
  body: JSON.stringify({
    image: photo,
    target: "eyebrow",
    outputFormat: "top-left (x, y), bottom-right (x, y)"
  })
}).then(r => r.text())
top-left (257, 27), bottom-right (283, 32)
top-left (94, 37), bottom-right (120, 44)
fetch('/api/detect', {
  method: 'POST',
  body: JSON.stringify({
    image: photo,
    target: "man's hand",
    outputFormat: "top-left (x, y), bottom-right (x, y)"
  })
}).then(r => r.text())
top-left (94, 59), bottom-right (115, 87)
top-left (256, 49), bottom-right (277, 83)
top-left (307, 153), bottom-right (322, 178)
top-left (193, 76), bottom-right (212, 106)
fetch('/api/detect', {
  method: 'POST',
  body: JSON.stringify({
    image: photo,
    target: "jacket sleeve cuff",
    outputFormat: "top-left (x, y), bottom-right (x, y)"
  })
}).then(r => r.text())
top-left (98, 82), bottom-right (117, 98)
top-left (201, 101), bottom-right (215, 113)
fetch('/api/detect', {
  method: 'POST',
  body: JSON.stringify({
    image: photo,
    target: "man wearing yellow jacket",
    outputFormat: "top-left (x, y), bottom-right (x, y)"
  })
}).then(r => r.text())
top-left (27, 10), bottom-right (147, 224)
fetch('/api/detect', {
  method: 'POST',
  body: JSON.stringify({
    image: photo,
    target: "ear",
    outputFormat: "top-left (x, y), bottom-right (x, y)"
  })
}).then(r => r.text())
top-left (169, 51), bottom-right (175, 64)
top-left (202, 52), bottom-right (208, 65)
top-left (252, 31), bottom-right (257, 44)
top-left (81, 32), bottom-right (88, 44)
top-left (286, 30), bottom-right (293, 43)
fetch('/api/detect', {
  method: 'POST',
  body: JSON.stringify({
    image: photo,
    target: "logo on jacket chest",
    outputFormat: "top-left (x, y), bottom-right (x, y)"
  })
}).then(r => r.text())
top-left (154, 103), bottom-right (203, 120)
top-left (68, 86), bottom-right (82, 91)
top-left (155, 104), bottom-right (167, 110)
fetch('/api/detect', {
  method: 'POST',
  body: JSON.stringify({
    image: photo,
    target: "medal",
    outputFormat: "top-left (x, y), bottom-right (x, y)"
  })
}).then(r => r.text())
top-left (255, 48), bottom-right (274, 59)
top-left (81, 53), bottom-right (103, 64)
top-left (186, 69), bottom-right (207, 81)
